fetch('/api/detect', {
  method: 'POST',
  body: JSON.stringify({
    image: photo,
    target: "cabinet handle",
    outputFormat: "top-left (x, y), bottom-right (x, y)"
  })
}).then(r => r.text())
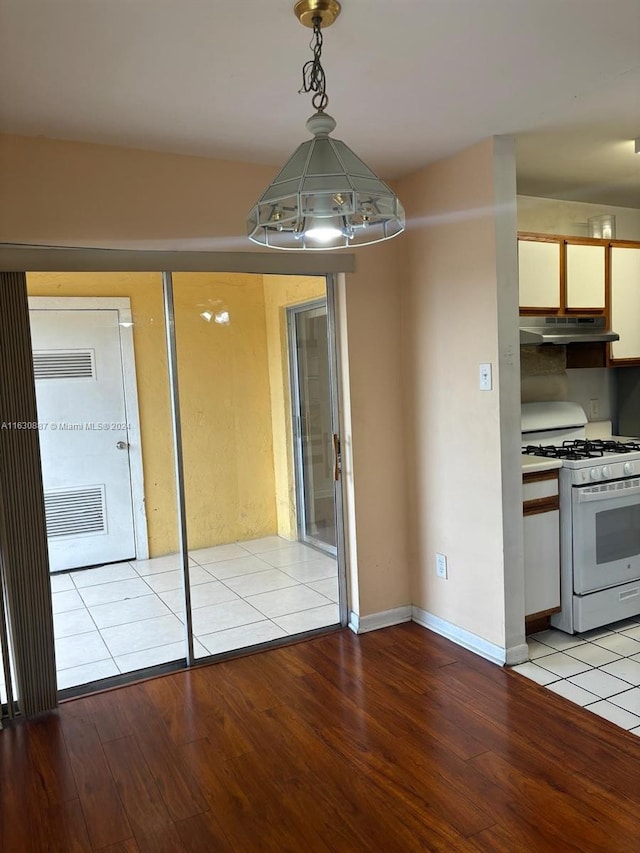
top-left (333, 433), bottom-right (341, 481)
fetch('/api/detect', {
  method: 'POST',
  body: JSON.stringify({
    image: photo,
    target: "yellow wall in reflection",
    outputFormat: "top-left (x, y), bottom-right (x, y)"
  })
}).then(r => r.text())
top-left (172, 272), bottom-right (277, 550)
top-left (26, 271), bottom-right (324, 557)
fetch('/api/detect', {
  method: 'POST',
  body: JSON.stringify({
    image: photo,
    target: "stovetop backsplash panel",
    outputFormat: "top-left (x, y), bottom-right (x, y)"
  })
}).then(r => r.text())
top-left (585, 420), bottom-right (613, 440)
top-left (521, 342), bottom-right (616, 431)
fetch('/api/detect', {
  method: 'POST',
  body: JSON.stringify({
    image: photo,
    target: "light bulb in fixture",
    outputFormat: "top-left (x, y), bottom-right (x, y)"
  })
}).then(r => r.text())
top-left (305, 224), bottom-right (344, 243)
top-left (304, 209), bottom-right (346, 243)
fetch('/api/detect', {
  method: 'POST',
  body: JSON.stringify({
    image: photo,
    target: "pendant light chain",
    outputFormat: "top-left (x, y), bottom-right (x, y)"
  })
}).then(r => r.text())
top-left (299, 16), bottom-right (329, 112)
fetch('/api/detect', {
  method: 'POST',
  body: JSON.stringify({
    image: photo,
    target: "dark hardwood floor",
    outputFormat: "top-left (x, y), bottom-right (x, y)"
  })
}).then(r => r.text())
top-left (2, 622), bottom-right (640, 851)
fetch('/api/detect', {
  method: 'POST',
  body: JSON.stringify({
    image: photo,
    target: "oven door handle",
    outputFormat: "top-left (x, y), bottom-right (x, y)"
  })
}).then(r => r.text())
top-left (577, 479), bottom-right (640, 503)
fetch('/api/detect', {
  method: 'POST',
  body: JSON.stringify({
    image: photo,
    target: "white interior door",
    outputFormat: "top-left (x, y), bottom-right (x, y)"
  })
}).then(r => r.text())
top-left (30, 308), bottom-right (137, 572)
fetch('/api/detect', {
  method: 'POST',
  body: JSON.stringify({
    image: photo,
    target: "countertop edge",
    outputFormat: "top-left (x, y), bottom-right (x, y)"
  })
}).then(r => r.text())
top-left (521, 456), bottom-right (563, 474)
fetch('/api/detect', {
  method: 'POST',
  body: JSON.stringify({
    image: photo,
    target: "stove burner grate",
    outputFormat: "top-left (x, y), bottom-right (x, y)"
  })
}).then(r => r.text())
top-left (523, 444), bottom-right (595, 460)
top-left (523, 438), bottom-right (640, 461)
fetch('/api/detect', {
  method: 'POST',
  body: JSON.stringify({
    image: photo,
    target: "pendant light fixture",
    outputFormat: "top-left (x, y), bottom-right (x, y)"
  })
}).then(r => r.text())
top-left (247, 0), bottom-right (405, 250)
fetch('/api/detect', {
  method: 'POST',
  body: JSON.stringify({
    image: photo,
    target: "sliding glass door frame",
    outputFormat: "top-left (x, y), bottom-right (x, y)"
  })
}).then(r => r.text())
top-left (166, 271), bottom-right (348, 662)
top-left (286, 277), bottom-right (348, 632)
top-left (1, 263), bottom-right (351, 714)
top-left (287, 298), bottom-right (336, 555)
top-left (325, 274), bottom-right (349, 629)
top-left (162, 272), bottom-right (196, 666)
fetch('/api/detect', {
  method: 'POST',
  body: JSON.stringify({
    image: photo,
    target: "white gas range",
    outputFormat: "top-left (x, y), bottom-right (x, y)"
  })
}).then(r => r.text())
top-left (522, 401), bottom-right (640, 634)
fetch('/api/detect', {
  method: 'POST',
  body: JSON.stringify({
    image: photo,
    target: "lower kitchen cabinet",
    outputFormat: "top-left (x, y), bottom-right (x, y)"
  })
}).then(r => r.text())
top-left (523, 470), bottom-right (560, 619)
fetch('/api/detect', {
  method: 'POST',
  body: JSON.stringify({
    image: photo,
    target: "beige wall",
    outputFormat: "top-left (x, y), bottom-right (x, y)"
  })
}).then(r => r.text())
top-left (398, 138), bottom-right (524, 653)
top-left (517, 195), bottom-right (640, 240)
top-left (1, 133), bottom-right (410, 621)
top-left (0, 134), bottom-right (274, 249)
top-left (340, 242), bottom-right (411, 616)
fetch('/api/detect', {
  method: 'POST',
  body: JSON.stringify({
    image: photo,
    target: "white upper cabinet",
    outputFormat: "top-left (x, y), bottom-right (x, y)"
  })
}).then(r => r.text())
top-left (518, 239), bottom-right (561, 309)
top-left (566, 243), bottom-right (605, 310)
top-left (611, 246), bottom-right (640, 361)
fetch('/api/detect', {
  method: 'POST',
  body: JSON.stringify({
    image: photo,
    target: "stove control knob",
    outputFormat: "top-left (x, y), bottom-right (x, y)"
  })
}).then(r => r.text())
top-left (590, 468), bottom-right (601, 481)
top-left (624, 461), bottom-right (635, 476)
top-left (602, 465), bottom-right (612, 479)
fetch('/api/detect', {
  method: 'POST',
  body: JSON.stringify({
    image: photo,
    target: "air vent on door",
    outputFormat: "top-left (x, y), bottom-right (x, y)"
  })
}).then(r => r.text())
top-left (33, 349), bottom-right (95, 380)
top-left (44, 487), bottom-right (106, 538)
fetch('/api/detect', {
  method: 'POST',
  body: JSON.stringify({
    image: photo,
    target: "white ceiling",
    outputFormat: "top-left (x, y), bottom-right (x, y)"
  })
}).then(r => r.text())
top-left (1, 0), bottom-right (639, 206)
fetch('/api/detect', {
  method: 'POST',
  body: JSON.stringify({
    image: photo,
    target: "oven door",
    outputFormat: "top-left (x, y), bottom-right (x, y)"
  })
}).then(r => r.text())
top-left (572, 478), bottom-right (640, 594)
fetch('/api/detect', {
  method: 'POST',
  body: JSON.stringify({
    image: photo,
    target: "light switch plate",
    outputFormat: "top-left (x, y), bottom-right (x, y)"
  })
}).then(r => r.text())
top-left (479, 362), bottom-right (492, 391)
top-left (436, 553), bottom-right (448, 579)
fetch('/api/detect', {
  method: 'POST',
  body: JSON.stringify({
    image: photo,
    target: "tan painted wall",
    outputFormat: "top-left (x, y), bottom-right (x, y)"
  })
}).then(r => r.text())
top-left (339, 243), bottom-right (410, 616)
top-left (26, 271), bottom-right (280, 556)
top-left (3, 133), bottom-right (410, 619)
top-left (262, 275), bottom-right (326, 539)
top-left (0, 134), bottom-right (275, 249)
top-left (398, 138), bottom-right (523, 650)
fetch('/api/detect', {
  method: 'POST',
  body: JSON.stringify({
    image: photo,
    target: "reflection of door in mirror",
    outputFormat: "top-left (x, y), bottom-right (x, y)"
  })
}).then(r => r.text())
top-left (29, 303), bottom-right (144, 573)
top-left (290, 301), bottom-right (336, 554)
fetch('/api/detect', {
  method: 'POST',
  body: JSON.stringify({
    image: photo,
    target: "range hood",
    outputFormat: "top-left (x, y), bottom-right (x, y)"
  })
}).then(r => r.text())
top-left (519, 316), bottom-right (619, 345)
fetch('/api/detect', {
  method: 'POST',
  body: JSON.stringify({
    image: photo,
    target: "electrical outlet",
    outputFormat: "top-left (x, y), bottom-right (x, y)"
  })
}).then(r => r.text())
top-left (436, 553), bottom-right (448, 579)
top-left (479, 363), bottom-right (492, 391)
top-left (590, 398), bottom-right (600, 420)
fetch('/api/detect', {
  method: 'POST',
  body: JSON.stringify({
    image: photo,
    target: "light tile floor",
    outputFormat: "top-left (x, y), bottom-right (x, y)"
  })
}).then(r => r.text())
top-left (1, 537), bottom-right (339, 694)
top-left (514, 617), bottom-right (640, 735)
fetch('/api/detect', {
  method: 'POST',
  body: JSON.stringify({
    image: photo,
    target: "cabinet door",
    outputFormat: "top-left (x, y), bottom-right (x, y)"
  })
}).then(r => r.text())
top-left (518, 239), bottom-right (561, 310)
top-left (566, 243), bottom-right (605, 310)
top-left (523, 509), bottom-right (560, 616)
top-left (610, 247), bottom-right (640, 361)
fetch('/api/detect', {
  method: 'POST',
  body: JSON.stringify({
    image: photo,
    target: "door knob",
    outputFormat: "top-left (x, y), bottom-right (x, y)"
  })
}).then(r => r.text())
top-left (116, 441), bottom-right (129, 450)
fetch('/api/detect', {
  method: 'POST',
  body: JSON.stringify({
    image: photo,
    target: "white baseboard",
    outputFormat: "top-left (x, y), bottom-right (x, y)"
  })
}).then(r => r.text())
top-left (411, 606), bottom-right (510, 666)
top-left (348, 605), bottom-right (412, 634)
top-left (505, 642), bottom-right (529, 665)
top-left (347, 604), bottom-right (528, 666)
